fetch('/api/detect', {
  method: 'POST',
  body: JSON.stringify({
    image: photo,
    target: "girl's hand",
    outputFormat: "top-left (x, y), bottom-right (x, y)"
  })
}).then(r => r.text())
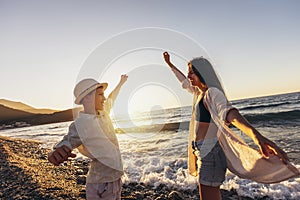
top-left (255, 133), bottom-right (289, 164)
top-left (163, 52), bottom-right (170, 64)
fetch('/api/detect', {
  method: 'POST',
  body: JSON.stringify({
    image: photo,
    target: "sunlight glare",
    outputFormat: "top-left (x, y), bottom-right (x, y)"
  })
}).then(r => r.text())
top-left (127, 84), bottom-right (181, 126)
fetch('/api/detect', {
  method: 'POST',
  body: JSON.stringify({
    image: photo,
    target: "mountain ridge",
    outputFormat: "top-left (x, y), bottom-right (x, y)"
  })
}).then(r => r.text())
top-left (0, 99), bottom-right (82, 128)
top-left (0, 99), bottom-right (58, 114)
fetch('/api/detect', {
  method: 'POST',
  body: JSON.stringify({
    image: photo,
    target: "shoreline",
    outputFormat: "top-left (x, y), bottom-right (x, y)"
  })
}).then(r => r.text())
top-left (0, 136), bottom-right (260, 200)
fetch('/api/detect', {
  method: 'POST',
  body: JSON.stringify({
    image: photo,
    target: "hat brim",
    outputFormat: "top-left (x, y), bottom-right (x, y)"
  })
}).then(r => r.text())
top-left (75, 82), bottom-right (108, 105)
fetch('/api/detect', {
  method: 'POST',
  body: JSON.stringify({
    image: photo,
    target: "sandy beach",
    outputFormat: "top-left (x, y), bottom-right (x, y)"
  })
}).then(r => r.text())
top-left (0, 135), bottom-right (258, 200)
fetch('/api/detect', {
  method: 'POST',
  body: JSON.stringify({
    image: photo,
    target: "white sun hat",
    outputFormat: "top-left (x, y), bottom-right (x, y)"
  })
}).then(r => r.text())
top-left (74, 78), bottom-right (108, 105)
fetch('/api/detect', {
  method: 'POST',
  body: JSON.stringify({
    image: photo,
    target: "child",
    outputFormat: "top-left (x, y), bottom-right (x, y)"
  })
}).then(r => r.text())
top-left (48, 75), bottom-right (128, 200)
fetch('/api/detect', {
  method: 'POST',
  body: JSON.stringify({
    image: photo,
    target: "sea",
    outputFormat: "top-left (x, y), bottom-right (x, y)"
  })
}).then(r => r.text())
top-left (1, 91), bottom-right (299, 200)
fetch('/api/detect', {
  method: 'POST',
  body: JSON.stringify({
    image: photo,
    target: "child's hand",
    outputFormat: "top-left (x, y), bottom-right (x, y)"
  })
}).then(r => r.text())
top-left (120, 74), bottom-right (128, 85)
top-left (48, 145), bottom-right (76, 166)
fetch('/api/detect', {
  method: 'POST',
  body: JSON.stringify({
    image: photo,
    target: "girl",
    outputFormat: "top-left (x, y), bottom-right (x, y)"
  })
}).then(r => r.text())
top-left (163, 52), bottom-right (297, 200)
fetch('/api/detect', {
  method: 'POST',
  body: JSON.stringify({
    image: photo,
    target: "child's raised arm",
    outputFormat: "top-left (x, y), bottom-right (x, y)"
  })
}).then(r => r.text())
top-left (108, 74), bottom-right (128, 103)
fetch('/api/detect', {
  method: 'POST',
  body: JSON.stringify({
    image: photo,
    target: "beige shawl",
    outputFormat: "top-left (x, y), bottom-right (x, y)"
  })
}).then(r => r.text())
top-left (188, 87), bottom-right (299, 183)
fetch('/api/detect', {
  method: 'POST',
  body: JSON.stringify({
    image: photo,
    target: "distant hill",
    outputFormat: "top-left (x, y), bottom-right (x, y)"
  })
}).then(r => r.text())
top-left (0, 104), bottom-right (82, 126)
top-left (0, 105), bottom-right (35, 121)
top-left (0, 99), bottom-right (58, 114)
top-left (0, 98), bottom-right (83, 127)
top-left (17, 107), bottom-right (83, 125)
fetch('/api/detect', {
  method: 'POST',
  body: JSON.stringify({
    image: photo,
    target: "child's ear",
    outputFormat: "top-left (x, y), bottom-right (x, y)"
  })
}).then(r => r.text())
top-left (86, 95), bottom-right (93, 102)
top-left (82, 94), bottom-right (92, 104)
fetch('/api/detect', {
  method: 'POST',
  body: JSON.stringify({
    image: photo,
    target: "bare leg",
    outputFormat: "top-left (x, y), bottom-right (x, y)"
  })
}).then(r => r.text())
top-left (199, 184), bottom-right (222, 200)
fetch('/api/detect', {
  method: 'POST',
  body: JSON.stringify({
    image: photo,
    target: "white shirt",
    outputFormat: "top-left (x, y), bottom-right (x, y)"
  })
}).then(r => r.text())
top-left (174, 66), bottom-right (299, 182)
top-left (54, 97), bottom-right (123, 183)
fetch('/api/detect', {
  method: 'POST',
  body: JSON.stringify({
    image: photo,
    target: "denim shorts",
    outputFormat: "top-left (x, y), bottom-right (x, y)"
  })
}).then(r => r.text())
top-left (192, 138), bottom-right (227, 187)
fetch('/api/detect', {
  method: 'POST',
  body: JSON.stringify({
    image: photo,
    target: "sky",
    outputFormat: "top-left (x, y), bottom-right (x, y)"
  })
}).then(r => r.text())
top-left (1, 0), bottom-right (300, 113)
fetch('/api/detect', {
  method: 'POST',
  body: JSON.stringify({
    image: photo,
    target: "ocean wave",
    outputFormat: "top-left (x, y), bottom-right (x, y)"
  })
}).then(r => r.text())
top-left (118, 121), bottom-right (190, 133)
top-left (118, 110), bottom-right (300, 133)
top-left (244, 110), bottom-right (300, 122)
top-left (239, 102), bottom-right (293, 111)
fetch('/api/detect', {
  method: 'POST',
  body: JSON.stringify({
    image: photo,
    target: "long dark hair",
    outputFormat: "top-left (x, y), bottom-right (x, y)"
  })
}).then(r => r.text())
top-left (189, 57), bottom-right (224, 93)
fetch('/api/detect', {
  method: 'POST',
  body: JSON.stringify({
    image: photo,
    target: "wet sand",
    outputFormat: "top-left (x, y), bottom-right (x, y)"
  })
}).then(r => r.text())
top-left (0, 136), bottom-right (258, 200)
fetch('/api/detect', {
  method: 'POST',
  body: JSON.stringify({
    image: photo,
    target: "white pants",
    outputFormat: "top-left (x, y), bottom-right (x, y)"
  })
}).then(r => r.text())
top-left (86, 179), bottom-right (121, 200)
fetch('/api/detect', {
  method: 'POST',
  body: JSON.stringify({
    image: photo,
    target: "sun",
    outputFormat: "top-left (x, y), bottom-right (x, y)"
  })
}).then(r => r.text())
top-left (128, 83), bottom-right (181, 113)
